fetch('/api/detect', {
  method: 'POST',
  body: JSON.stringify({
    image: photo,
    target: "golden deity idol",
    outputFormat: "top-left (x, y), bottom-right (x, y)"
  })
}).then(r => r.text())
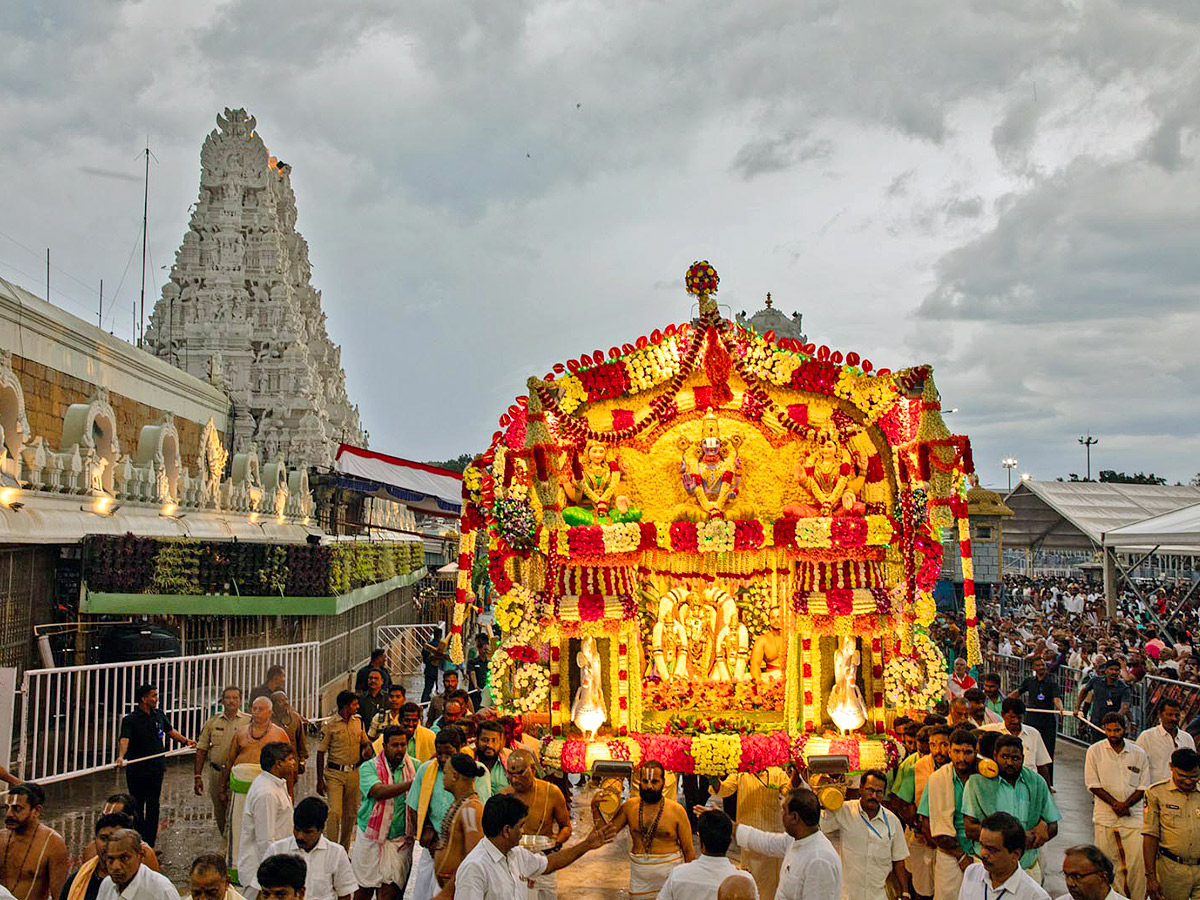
top-left (784, 427), bottom-right (866, 518)
top-left (561, 440), bottom-right (642, 526)
top-left (672, 410), bottom-right (755, 522)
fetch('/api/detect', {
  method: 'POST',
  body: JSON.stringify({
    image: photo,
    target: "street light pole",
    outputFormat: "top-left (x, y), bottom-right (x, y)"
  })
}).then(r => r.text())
top-left (1002, 457), bottom-right (1018, 491)
top-left (1079, 434), bottom-right (1098, 481)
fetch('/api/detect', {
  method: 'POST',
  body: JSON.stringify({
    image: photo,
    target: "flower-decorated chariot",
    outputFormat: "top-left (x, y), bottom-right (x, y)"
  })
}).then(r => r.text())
top-left (450, 263), bottom-right (980, 776)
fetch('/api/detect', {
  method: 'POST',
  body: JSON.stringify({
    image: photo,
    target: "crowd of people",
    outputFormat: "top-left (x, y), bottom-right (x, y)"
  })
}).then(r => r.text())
top-left (6, 570), bottom-right (1200, 900)
top-left (0, 642), bottom-right (619, 900)
top-left (933, 576), bottom-right (1200, 689)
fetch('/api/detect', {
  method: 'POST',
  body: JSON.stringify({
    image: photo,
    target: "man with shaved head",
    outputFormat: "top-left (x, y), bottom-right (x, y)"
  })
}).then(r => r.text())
top-left (96, 830), bottom-right (176, 900)
top-left (717, 873), bottom-right (758, 900)
top-left (499, 749), bottom-right (570, 900)
top-left (220, 696), bottom-right (292, 804)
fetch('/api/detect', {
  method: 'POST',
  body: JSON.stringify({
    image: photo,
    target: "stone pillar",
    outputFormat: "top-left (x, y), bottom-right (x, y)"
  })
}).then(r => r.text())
top-left (1103, 547), bottom-right (1119, 618)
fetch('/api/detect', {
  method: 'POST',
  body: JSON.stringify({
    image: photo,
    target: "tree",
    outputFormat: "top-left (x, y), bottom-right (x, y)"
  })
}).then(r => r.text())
top-left (1191, 473), bottom-right (1200, 487)
top-left (424, 453), bottom-right (474, 474)
top-left (1098, 470), bottom-right (1167, 485)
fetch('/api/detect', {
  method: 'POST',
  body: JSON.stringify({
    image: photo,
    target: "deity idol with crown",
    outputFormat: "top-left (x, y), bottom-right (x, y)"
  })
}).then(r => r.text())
top-left (673, 410), bottom-right (755, 522)
top-left (783, 426), bottom-right (866, 518)
top-left (561, 440), bottom-right (642, 526)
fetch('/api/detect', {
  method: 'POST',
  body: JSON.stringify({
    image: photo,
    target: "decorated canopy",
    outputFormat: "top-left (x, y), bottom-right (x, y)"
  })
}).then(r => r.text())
top-left (453, 263), bottom-right (980, 773)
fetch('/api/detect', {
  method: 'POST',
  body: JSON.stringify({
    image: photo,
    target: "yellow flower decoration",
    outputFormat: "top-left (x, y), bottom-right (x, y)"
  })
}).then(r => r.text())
top-left (558, 375), bottom-right (587, 415)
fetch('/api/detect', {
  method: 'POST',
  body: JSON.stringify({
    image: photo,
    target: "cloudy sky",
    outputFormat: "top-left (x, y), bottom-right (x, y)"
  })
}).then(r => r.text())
top-left (2, 0), bottom-right (1198, 487)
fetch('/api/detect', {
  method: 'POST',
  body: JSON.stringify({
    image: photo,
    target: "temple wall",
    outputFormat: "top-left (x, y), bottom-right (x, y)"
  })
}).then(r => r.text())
top-left (0, 277), bottom-right (229, 451)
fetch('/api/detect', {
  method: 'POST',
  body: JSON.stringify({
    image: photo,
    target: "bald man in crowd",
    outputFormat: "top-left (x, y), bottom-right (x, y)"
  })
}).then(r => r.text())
top-left (718, 873), bottom-right (758, 900)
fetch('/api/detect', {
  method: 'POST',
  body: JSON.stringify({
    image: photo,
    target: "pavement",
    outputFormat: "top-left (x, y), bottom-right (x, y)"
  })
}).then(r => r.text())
top-left (40, 740), bottom-right (1096, 898)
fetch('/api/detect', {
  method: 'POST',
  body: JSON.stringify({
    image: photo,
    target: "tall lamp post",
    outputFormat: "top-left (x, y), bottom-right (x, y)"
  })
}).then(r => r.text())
top-left (1002, 457), bottom-right (1018, 491)
top-left (1079, 433), bottom-right (1098, 481)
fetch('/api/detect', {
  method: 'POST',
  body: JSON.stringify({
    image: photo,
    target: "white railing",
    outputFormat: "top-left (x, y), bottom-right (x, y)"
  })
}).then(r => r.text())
top-left (377, 624), bottom-right (439, 679)
top-left (18, 642), bottom-right (319, 784)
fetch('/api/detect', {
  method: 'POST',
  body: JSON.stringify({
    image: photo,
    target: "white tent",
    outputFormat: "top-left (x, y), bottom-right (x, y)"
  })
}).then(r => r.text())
top-left (1003, 481), bottom-right (1200, 551)
top-left (334, 444), bottom-right (462, 516)
top-left (1104, 501), bottom-right (1200, 550)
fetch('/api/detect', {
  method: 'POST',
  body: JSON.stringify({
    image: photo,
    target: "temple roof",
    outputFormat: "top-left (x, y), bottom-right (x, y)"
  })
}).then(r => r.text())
top-left (967, 485), bottom-right (1014, 518)
top-left (735, 293), bottom-right (806, 342)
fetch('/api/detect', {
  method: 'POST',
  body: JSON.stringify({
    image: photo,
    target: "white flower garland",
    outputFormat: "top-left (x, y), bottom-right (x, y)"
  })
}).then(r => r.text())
top-left (490, 647), bottom-right (550, 714)
top-left (510, 664), bottom-right (550, 713)
top-left (489, 620), bottom-right (550, 714)
top-left (883, 632), bottom-right (948, 710)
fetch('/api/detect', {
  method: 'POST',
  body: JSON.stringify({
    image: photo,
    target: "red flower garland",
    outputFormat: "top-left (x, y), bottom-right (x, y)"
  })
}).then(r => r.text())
top-left (826, 588), bottom-right (854, 616)
top-left (668, 522), bottom-right (699, 552)
top-left (734, 519), bottom-right (764, 551)
top-left (505, 645), bottom-right (539, 663)
top-left (578, 593), bottom-right (605, 622)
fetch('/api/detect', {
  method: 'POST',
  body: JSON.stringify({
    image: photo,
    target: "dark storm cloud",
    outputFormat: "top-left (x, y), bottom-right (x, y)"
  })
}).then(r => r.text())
top-left (1, 0), bottom-right (1198, 484)
top-left (730, 133), bottom-right (833, 180)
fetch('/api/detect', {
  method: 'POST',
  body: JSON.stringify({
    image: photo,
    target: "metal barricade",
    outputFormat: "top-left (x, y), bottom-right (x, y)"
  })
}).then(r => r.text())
top-left (983, 652), bottom-right (1173, 745)
top-left (1141, 674), bottom-right (1200, 733)
top-left (377, 624), bottom-right (439, 680)
top-left (18, 641), bottom-right (319, 784)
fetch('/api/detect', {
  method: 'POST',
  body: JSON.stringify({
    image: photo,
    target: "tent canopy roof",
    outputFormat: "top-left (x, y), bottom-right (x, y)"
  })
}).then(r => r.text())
top-left (1104, 501), bottom-right (1200, 549)
top-left (334, 444), bottom-right (462, 516)
top-left (1003, 481), bottom-right (1200, 552)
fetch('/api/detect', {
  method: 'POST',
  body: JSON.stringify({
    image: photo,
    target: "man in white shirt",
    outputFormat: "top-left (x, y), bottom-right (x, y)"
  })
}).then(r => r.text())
top-left (238, 742), bottom-right (298, 898)
top-left (659, 810), bottom-right (757, 900)
top-left (449, 794), bottom-right (609, 900)
top-left (1058, 844), bottom-right (1126, 900)
top-left (821, 769), bottom-right (908, 900)
top-left (255, 798), bottom-right (356, 900)
top-left (981, 699), bottom-right (1052, 782)
top-left (96, 830), bottom-right (178, 900)
top-left (1136, 699), bottom-right (1195, 786)
top-left (1084, 714), bottom-right (1152, 900)
top-left (957, 813), bottom-right (1049, 900)
top-left (734, 787), bottom-right (841, 900)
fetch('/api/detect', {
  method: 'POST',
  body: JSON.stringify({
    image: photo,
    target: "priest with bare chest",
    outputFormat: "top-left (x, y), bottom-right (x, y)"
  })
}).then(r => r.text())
top-left (592, 761), bottom-right (695, 900)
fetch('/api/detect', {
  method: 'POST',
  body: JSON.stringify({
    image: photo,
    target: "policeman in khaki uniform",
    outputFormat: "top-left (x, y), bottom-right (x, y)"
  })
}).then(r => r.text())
top-left (1143, 747), bottom-right (1200, 900)
top-left (193, 686), bottom-right (250, 834)
top-left (317, 690), bottom-right (372, 850)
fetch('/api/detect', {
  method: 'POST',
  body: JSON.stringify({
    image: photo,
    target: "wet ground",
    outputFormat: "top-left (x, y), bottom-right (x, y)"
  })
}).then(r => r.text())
top-left (42, 741), bottom-right (1094, 897)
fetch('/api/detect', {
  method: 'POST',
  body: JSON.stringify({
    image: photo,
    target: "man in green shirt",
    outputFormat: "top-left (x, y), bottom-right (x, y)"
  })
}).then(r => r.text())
top-left (887, 721), bottom-right (920, 818)
top-left (918, 729), bottom-right (978, 900)
top-left (982, 673), bottom-right (1005, 718)
top-left (351, 726), bottom-right (414, 897)
top-left (403, 726), bottom-right (493, 900)
top-left (475, 720), bottom-right (509, 795)
top-left (961, 734), bottom-right (1059, 883)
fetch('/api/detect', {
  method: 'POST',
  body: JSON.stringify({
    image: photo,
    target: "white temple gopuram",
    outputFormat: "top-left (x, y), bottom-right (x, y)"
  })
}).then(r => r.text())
top-left (144, 107), bottom-right (364, 470)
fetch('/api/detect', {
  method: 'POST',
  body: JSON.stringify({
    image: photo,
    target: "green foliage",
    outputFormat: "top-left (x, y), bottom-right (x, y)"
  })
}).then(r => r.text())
top-left (423, 454), bottom-right (473, 474)
top-left (1099, 470), bottom-right (1168, 485)
top-left (85, 535), bottom-right (424, 598)
top-left (148, 540), bottom-right (202, 595)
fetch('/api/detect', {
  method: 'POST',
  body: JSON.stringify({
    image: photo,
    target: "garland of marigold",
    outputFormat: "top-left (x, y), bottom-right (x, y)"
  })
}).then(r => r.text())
top-left (450, 530), bottom-right (476, 664)
top-left (955, 473), bottom-right (982, 666)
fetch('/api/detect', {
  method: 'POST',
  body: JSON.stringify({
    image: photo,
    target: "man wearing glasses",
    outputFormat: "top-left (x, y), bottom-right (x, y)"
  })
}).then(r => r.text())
top-left (1062, 844), bottom-right (1124, 900)
top-left (1143, 748), bottom-right (1200, 900)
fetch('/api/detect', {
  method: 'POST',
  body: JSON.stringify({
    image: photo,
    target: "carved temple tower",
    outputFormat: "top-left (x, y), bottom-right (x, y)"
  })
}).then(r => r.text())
top-left (735, 293), bottom-right (806, 343)
top-left (144, 108), bottom-right (364, 470)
